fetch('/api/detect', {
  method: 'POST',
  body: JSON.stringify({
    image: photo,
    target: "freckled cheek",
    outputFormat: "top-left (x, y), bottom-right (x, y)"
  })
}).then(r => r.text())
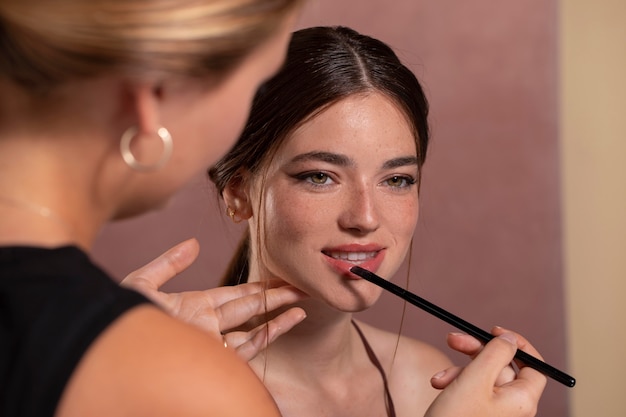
top-left (388, 198), bottom-right (419, 241)
top-left (263, 192), bottom-right (321, 249)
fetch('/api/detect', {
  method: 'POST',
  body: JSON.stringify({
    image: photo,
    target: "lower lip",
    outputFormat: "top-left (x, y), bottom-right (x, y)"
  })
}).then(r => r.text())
top-left (324, 250), bottom-right (386, 279)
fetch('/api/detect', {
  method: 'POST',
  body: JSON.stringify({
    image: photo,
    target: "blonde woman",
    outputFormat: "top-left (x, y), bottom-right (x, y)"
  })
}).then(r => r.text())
top-left (0, 1), bottom-right (306, 416)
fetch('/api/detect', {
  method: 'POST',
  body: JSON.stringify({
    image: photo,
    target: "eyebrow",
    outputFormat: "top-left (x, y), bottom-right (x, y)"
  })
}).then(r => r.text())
top-left (382, 156), bottom-right (419, 169)
top-left (290, 151), bottom-right (418, 170)
top-left (290, 151), bottom-right (353, 166)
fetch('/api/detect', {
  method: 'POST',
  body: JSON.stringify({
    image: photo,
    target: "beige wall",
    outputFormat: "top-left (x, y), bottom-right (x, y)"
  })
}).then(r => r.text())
top-left (561, 1), bottom-right (626, 416)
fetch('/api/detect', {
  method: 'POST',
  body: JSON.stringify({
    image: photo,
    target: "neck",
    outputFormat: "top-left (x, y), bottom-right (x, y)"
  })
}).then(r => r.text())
top-left (252, 298), bottom-right (360, 375)
top-left (0, 79), bottom-right (133, 251)
top-left (0, 127), bottom-right (116, 251)
top-left (0, 194), bottom-right (87, 249)
top-left (0, 160), bottom-right (98, 251)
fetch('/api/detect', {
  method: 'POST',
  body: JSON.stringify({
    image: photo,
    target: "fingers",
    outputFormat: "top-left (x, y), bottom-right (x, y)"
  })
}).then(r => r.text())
top-left (446, 331), bottom-right (517, 386)
top-left (491, 326), bottom-right (545, 363)
top-left (119, 243), bottom-right (311, 357)
top-left (431, 364), bottom-right (515, 391)
top-left (214, 284), bottom-right (308, 332)
top-left (490, 327), bottom-right (547, 396)
top-left (446, 332), bottom-right (483, 356)
top-left (214, 282), bottom-right (309, 361)
top-left (454, 332), bottom-right (520, 388)
top-left (163, 280), bottom-right (308, 336)
top-left (223, 307), bottom-right (307, 361)
top-left (428, 329), bottom-right (547, 417)
top-left (430, 366), bottom-right (463, 389)
top-left (121, 238), bottom-right (200, 291)
top-left (432, 332), bottom-right (519, 390)
top-left (198, 279), bottom-right (301, 306)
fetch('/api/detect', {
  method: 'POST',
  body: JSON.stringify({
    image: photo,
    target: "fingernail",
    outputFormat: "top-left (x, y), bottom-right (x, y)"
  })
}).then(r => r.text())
top-left (498, 332), bottom-right (517, 345)
top-left (432, 370), bottom-right (446, 380)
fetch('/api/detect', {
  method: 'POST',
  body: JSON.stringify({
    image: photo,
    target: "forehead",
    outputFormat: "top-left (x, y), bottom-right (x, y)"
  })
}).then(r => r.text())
top-left (281, 92), bottom-right (417, 157)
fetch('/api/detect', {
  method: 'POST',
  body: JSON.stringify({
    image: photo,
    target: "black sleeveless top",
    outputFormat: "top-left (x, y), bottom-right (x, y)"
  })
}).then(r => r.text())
top-left (0, 246), bottom-right (149, 417)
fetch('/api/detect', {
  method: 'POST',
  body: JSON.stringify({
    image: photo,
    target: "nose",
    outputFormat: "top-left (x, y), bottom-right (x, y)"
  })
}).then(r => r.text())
top-left (338, 185), bottom-right (380, 234)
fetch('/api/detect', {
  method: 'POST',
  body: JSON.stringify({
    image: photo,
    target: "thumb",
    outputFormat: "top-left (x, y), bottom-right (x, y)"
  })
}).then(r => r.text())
top-left (457, 332), bottom-right (518, 388)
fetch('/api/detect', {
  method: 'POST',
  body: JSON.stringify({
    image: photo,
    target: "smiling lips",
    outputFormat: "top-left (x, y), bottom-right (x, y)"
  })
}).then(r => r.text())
top-left (322, 245), bottom-right (385, 278)
top-left (326, 250), bottom-right (378, 262)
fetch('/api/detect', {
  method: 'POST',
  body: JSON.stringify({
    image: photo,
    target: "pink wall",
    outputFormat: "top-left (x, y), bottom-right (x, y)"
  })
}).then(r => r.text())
top-left (93, 1), bottom-right (568, 415)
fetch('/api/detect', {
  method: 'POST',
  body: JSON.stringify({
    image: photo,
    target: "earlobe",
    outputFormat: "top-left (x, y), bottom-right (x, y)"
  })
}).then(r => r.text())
top-left (129, 82), bottom-right (163, 134)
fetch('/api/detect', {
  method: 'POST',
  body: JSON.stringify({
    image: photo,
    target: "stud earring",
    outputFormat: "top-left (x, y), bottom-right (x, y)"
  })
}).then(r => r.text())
top-left (226, 206), bottom-right (243, 224)
top-left (227, 207), bottom-right (236, 221)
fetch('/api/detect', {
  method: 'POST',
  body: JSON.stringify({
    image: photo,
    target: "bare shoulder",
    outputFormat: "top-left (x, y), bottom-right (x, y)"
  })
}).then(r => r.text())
top-left (56, 305), bottom-right (279, 417)
top-left (395, 331), bottom-right (452, 373)
top-left (352, 320), bottom-right (451, 415)
top-left (352, 319), bottom-right (451, 371)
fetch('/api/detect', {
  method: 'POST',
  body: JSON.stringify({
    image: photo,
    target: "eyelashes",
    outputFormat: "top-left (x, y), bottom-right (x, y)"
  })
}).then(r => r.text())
top-left (292, 171), bottom-right (417, 191)
top-left (384, 175), bottom-right (417, 188)
top-left (291, 171), bottom-right (334, 189)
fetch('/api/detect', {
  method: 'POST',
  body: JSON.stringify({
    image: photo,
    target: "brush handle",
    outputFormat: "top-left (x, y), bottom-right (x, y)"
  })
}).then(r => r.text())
top-left (350, 266), bottom-right (575, 388)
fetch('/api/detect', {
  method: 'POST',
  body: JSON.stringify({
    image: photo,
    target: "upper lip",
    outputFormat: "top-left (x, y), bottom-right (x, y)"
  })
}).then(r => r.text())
top-left (322, 243), bottom-right (384, 259)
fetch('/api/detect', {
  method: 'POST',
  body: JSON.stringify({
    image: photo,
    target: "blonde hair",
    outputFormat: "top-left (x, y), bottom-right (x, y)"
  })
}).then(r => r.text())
top-left (0, 0), bottom-right (302, 91)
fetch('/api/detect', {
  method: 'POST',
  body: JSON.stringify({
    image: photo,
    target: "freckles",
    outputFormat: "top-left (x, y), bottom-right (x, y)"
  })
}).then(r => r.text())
top-left (385, 195), bottom-right (418, 215)
top-left (386, 199), bottom-right (418, 237)
top-left (264, 193), bottom-right (312, 238)
top-left (277, 202), bottom-right (317, 236)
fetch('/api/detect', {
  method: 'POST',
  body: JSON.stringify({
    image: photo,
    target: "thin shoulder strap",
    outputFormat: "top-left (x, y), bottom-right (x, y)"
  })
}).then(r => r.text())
top-left (351, 320), bottom-right (396, 417)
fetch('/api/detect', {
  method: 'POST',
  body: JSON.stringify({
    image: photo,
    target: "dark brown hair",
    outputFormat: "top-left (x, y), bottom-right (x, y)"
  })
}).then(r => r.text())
top-left (209, 25), bottom-right (430, 285)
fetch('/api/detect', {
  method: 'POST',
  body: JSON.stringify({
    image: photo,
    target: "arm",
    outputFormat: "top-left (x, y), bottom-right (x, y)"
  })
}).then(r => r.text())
top-left (426, 329), bottom-right (547, 417)
top-left (121, 238), bottom-right (308, 361)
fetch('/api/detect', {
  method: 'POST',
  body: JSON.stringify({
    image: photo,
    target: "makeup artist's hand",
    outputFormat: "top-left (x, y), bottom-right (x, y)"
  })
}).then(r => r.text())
top-left (435, 326), bottom-right (521, 387)
top-left (121, 238), bottom-right (308, 361)
top-left (426, 329), bottom-right (547, 417)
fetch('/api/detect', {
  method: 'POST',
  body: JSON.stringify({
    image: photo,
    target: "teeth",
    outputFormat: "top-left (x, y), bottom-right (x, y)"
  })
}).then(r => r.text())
top-left (327, 251), bottom-right (377, 262)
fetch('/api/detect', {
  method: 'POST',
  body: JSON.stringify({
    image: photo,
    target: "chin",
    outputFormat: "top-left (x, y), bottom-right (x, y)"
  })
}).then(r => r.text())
top-left (327, 290), bottom-right (381, 313)
top-left (340, 304), bottom-right (372, 313)
top-left (331, 301), bottom-right (376, 313)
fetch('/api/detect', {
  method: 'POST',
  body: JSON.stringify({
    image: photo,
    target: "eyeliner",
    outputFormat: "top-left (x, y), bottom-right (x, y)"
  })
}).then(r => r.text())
top-left (349, 265), bottom-right (576, 388)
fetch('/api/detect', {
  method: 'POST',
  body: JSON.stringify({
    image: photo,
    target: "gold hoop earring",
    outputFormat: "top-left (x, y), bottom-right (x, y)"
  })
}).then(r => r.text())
top-left (120, 126), bottom-right (173, 171)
